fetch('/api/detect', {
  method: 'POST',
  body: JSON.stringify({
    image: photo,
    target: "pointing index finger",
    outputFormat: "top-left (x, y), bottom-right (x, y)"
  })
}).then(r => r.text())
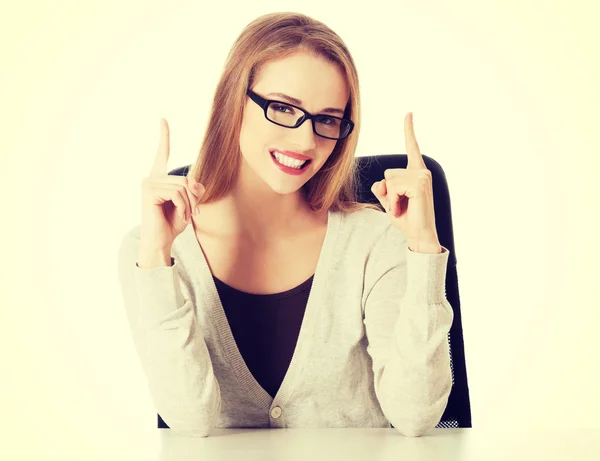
top-left (404, 112), bottom-right (426, 170)
top-left (150, 118), bottom-right (170, 177)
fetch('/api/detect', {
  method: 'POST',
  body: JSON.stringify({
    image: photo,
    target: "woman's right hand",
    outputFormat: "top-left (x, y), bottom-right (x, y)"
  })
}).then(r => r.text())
top-left (139, 118), bottom-right (205, 254)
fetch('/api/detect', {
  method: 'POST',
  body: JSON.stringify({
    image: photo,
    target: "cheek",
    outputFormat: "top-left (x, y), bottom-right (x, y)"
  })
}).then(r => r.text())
top-left (316, 144), bottom-right (336, 165)
top-left (240, 116), bottom-right (266, 152)
top-left (242, 117), bottom-right (279, 150)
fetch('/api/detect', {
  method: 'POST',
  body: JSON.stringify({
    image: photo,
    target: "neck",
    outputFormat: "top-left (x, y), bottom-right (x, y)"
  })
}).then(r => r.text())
top-left (196, 188), bottom-right (324, 244)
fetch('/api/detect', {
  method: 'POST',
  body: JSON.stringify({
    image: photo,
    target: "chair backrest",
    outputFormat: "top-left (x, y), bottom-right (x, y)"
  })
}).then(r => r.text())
top-left (166, 153), bottom-right (472, 429)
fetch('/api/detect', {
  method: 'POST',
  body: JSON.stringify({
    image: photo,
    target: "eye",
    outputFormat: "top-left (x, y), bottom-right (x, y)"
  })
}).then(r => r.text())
top-left (271, 103), bottom-right (295, 114)
top-left (316, 116), bottom-right (336, 125)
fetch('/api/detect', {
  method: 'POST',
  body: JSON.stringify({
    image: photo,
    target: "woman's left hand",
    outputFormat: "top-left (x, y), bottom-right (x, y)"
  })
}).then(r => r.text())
top-left (371, 112), bottom-right (441, 252)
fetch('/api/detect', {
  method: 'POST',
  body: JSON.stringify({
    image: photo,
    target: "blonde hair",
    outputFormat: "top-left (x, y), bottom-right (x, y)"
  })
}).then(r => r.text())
top-left (188, 12), bottom-right (382, 214)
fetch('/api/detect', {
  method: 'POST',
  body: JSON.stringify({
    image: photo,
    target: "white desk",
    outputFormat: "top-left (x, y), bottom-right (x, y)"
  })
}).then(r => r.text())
top-left (157, 427), bottom-right (600, 461)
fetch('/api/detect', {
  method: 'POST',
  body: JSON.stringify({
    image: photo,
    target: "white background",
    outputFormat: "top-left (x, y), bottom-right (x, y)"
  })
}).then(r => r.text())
top-left (2, 0), bottom-right (599, 459)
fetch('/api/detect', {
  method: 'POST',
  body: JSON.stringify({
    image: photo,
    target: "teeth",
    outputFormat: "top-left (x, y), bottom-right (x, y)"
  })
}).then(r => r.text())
top-left (272, 151), bottom-right (307, 169)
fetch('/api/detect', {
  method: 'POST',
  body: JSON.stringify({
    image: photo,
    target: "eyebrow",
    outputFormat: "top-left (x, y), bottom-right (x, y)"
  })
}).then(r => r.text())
top-left (266, 92), bottom-right (346, 116)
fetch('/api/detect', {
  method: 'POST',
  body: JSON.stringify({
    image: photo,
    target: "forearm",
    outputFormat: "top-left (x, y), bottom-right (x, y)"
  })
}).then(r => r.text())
top-left (120, 235), bottom-right (220, 436)
top-left (365, 239), bottom-right (453, 437)
top-left (140, 298), bottom-right (222, 436)
top-left (378, 299), bottom-right (454, 436)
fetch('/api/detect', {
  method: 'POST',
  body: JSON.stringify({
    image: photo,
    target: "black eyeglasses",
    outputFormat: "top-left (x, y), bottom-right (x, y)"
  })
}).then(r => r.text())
top-left (246, 89), bottom-right (354, 140)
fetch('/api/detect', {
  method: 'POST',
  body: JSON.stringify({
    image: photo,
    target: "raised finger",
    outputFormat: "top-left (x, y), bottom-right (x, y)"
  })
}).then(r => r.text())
top-left (404, 112), bottom-right (426, 170)
top-left (150, 118), bottom-right (170, 177)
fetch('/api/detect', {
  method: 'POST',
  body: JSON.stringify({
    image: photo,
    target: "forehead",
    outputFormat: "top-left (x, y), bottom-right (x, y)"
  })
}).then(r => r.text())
top-left (253, 52), bottom-right (349, 111)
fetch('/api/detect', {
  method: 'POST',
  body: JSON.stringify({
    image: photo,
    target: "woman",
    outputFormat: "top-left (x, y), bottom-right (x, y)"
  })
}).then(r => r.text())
top-left (118, 12), bottom-right (453, 437)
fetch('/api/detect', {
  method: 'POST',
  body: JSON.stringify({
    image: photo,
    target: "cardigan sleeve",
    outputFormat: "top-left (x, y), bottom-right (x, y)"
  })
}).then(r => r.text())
top-left (362, 224), bottom-right (454, 436)
top-left (117, 227), bottom-right (221, 436)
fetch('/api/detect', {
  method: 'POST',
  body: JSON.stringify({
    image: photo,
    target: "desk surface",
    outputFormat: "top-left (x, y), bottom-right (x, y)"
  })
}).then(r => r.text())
top-left (157, 427), bottom-right (600, 461)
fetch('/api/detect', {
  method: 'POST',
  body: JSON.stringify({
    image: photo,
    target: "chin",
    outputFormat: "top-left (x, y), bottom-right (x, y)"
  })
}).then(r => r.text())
top-left (268, 182), bottom-right (306, 195)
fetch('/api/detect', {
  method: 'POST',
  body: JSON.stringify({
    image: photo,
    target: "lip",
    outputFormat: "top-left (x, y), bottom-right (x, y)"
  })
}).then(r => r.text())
top-left (270, 150), bottom-right (311, 175)
top-left (270, 149), bottom-right (312, 161)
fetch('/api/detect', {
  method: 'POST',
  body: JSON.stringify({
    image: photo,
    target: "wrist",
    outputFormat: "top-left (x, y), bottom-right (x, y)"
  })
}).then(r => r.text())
top-left (408, 241), bottom-right (442, 254)
top-left (137, 245), bottom-right (173, 268)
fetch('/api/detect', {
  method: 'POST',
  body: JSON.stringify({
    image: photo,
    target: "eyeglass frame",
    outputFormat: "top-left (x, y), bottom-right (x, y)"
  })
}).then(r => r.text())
top-left (246, 89), bottom-right (355, 141)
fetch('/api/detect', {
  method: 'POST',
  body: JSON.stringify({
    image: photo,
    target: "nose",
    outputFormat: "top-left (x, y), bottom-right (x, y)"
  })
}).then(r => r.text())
top-left (288, 118), bottom-right (317, 152)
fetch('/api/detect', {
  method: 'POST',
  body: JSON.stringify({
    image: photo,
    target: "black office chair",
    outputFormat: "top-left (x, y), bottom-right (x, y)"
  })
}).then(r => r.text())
top-left (163, 153), bottom-right (472, 430)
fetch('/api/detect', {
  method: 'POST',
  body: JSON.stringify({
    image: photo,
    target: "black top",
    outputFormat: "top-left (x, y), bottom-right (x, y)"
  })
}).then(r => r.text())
top-left (213, 274), bottom-right (314, 399)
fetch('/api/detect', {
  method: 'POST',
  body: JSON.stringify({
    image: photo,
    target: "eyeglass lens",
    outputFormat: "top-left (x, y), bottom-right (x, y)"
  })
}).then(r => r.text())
top-left (266, 101), bottom-right (350, 139)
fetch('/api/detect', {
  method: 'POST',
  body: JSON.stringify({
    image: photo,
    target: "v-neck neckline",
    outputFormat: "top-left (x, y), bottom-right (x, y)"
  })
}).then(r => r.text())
top-left (180, 209), bottom-right (341, 408)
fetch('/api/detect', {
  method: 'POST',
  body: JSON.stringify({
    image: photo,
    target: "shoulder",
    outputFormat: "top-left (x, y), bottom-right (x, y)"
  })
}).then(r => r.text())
top-left (341, 207), bottom-right (386, 226)
top-left (332, 207), bottom-right (408, 266)
top-left (337, 207), bottom-right (408, 245)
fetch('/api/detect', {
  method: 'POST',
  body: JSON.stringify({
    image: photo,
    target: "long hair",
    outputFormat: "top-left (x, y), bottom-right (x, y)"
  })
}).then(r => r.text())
top-left (188, 12), bottom-right (382, 214)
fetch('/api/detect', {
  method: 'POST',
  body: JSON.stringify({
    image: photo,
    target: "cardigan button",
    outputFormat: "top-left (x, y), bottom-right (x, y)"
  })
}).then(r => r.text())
top-left (270, 406), bottom-right (282, 419)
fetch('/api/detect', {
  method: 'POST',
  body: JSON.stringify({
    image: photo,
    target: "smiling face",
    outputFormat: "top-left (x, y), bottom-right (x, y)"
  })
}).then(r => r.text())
top-left (238, 51), bottom-right (350, 196)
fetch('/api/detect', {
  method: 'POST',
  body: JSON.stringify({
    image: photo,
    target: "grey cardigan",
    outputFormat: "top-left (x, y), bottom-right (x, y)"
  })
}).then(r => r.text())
top-left (117, 207), bottom-right (454, 437)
